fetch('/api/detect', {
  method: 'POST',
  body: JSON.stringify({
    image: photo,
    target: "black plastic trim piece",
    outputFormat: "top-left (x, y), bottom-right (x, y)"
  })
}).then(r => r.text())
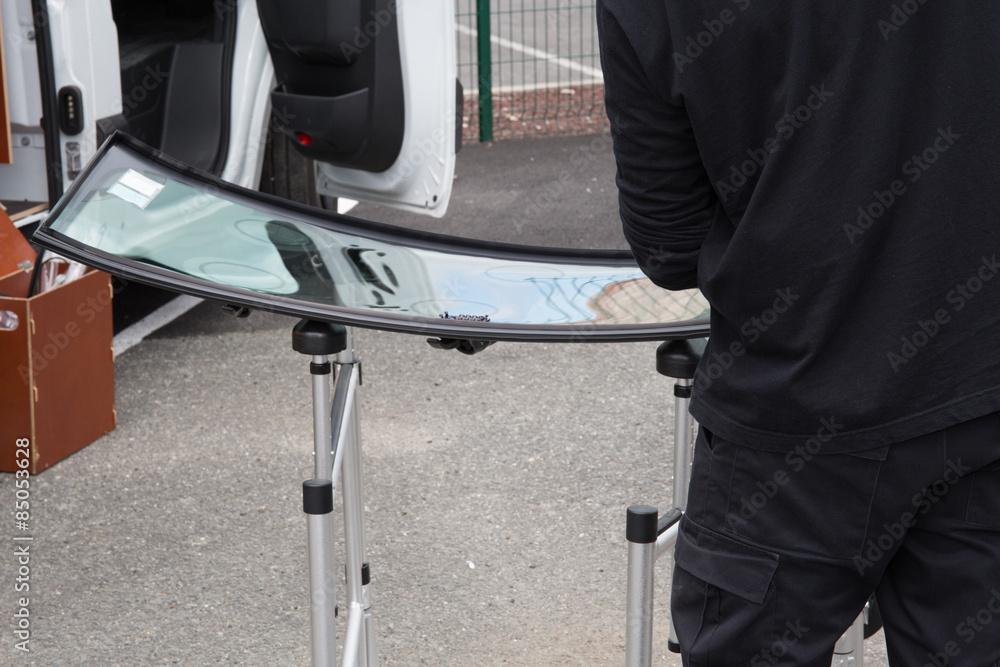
top-left (258, 0), bottom-right (404, 171)
top-left (455, 78), bottom-right (463, 154)
top-left (222, 303), bottom-right (251, 318)
top-left (96, 114), bottom-right (130, 146)
top-left (426, 338), bottom-right (496, 355)
top-left (303, 479), bottom-right (334, 515)
top-left (58, 86), bottom-right (84, 135)
top-left (674, 384), bottom-right (693, 399)
top-left (31, 0), bottom-right (63, 205)
top-left (269, 87), bottom-right (369, 160)
top-left (626, 505), bottom-right (658, 544)
top-left (361, 562), bottom-right (370, 586)
top-left (31, 133), bottom-right (712, 343)
top-left (310, 362), bottom-right (332, 375)
top-left (208, 6), bottom-right (237, 175)
top-left (668, 640), bottom-right (681, 654)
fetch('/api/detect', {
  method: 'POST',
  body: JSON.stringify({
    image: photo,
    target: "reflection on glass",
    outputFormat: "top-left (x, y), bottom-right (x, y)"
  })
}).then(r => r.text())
top-left (38, 139), bottom-right (709, 339)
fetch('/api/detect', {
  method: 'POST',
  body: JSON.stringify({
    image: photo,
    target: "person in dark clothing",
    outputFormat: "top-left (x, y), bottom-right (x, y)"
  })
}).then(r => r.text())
top-left (597, 1), bottom-right (1000, 664)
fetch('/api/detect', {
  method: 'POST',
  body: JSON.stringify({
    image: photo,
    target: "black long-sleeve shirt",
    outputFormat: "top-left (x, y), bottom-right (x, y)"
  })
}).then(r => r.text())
top-left (598, 0), bottom-right (1000, 453)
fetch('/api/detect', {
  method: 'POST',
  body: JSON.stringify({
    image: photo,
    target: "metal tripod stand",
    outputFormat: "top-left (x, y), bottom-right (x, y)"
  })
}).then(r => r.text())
top-left (625, 339), bottom-right (870, 666)
top-left (293, 320), bottom-right (377, 667)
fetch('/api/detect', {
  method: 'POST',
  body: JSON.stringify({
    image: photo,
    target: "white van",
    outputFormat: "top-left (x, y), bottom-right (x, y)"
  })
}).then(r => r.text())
top-left (0, 0), bottom-right (458, 220)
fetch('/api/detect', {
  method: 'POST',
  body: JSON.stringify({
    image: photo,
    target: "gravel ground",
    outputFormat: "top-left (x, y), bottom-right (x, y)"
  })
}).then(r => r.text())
top-left (463, 84), bottom-right (609, 142)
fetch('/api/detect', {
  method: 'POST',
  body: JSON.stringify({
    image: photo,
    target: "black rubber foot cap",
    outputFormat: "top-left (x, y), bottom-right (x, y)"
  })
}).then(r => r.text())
top-left (626, 505), bottom-right (658, 544)
top-left (293, 319), bottom-right (348, 355)
top-left (303, 479), bottom-right (333, 515)
top-left (656, 338), bottom-right (706, 379)
top-left (668, 639), bottom-right (681, 654)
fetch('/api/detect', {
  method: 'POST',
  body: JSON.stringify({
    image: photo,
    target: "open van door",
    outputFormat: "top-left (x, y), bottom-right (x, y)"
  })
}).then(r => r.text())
top-left (256, 0), bottom-right (458, 217)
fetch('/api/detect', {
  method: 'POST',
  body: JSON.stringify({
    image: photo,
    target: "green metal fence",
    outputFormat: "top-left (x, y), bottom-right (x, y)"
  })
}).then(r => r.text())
top-left (455, 0), bottom-right (608, 142)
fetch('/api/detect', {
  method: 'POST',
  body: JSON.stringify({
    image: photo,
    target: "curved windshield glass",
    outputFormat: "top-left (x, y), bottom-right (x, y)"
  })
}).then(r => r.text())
top-left (33, 135), bottom-right (709, 342)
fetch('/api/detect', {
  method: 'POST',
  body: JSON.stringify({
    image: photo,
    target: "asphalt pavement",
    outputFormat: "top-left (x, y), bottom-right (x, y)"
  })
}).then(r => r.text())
top-left (1, 134), bottom-right (889, 665)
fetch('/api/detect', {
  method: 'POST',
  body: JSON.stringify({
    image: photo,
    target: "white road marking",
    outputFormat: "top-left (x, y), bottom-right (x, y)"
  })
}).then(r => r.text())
top-left (461, 79), bottom-right (603, 96)
top-left (455, 23), bottom-right (604, 81)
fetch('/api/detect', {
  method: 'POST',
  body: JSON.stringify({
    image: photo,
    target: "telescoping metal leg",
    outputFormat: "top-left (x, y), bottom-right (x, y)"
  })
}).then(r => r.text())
top-left (625, 505), bottom-right (684, 667)
top-left (304, 480), bottom-right (337, 666)
top-left (625, 505), bottom-right (685, 667)
top-left (334, 327), bottom-right (378, 667)
top-left (625, 340), bottom-right (703, 666)
top-left (668, 375), bottom-right (693, 654)
top-left (626, 506), bottom-right (658, 666)
top-left (294, 320), bottom-right (348, 667)
top-left (832, 611), bottom-right (866, 666)
top-left (658, 339), bottom-right (703, 656)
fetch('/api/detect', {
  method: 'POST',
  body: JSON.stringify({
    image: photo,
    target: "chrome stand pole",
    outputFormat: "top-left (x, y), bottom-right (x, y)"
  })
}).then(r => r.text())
top-left (832, 612), bottom-right (866, 666)
top-left (625, 340), bottom-right (703, 666)
top-left (668, 377), bottom-right (693, 653)
top-left (625, 506), bottom-right (657, 667)
top-left (305, 480), bottom-right (337, 666)
top-left (671, 379), bottom-right (693, 512)
top-left (335, 328), bottom-right (377, 667)
top-left (294, 320), bottom-right (348, 667)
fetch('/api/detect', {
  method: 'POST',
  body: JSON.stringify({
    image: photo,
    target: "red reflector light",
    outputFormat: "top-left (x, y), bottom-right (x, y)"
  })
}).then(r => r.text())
top-left (295, 132), bottom-right (313, 146)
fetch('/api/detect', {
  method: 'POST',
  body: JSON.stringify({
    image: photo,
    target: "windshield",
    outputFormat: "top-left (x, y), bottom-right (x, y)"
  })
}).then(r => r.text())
top-left (33, 135), bottom-right (709, 342)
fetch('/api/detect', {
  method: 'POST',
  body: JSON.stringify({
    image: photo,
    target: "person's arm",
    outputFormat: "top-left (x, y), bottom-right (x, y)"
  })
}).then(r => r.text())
top-left (597, 0), bottom-right (720, 291)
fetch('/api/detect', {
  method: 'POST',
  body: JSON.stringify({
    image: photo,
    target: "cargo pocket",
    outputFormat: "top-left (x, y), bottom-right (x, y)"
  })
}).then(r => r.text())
top-left (670, 516), bottom-right (779, 664)
top-left (724, 444), bottom-right (888, 559)
top-left (966, 458), bottom-right (1000, 528)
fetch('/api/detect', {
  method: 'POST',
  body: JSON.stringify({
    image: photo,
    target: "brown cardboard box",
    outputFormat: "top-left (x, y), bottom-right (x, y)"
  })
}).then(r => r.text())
top-left (0, 267), bottom-right (116, 473)
top-left (0, 207), bottom-right (35, 274)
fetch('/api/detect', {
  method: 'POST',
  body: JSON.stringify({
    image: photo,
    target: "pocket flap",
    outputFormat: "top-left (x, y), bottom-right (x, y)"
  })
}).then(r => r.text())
top-left (674, 517), bottom-right (779, 604)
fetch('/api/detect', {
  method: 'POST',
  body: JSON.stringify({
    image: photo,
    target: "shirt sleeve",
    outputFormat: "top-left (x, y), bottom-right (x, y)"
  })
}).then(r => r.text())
top-left (597, 0), bottom-right (721, 291)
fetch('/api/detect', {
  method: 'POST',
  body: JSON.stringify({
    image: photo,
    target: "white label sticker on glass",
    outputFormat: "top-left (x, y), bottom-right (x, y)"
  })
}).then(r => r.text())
top-left (108, 169), bottom-right (164, 209)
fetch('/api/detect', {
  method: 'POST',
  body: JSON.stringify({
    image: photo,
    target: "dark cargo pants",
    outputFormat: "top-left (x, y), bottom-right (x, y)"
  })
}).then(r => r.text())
top-left (671, 412), bottom-right (1000, 666)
